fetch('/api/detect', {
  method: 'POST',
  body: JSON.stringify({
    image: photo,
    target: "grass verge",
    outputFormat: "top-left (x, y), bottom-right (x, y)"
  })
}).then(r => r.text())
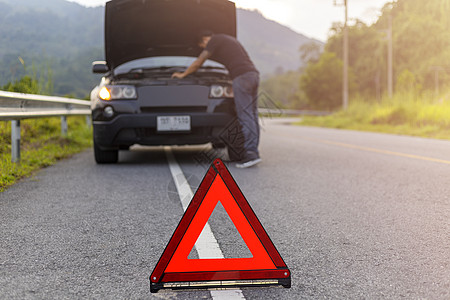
top-left (0, 116), bottom-right (92, 192)
top-left (298, 91), bottom-right (450, 140)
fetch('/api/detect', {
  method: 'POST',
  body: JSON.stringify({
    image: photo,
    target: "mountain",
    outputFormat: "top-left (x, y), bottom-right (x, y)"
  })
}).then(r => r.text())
top-left (0, 0), bottom-right (321, 97)
top-left (237, 9), bottom-right (320, 75)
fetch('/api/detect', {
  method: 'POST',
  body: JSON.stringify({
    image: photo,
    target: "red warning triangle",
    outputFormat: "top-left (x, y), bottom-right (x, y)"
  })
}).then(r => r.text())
top-left (150, 158), bottom-right (291, 292)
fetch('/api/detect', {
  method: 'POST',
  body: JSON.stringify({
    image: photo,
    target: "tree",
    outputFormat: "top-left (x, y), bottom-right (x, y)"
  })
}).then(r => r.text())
top-left (300, 52), bottom-right (356, 110)
top-left (2, 76), bottom-right (39, 94)
top-left (326, 20), bottom-right (385, 97)
top-left (299, 41), bottom-right (322, 65)
top-left (313, 0), bottom-right (450, 100)
top-left (260, 71), bottom-right (303, 108)
top-left (396, 69), bottom-right (421, 93)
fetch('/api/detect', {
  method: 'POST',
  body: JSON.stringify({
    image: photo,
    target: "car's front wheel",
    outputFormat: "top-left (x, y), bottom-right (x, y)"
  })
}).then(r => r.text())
top-left (94, 140), bottom-right (118, 164)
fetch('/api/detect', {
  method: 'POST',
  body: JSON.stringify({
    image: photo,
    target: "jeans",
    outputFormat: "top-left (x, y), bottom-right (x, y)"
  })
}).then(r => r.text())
top-left (232, 71), bottom-right (260, 157)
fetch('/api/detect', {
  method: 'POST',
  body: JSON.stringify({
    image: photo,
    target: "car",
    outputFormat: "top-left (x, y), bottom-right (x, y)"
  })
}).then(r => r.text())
top-left (90, 0), bottom-right (241, 163)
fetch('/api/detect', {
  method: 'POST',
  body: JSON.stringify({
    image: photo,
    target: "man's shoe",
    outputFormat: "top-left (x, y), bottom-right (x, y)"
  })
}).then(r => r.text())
top-left (236, 156), bottom-right (262, 168)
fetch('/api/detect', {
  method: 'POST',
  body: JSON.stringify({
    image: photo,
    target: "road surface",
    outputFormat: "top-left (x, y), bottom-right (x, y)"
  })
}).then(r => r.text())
top-left (1, 118), bottom-right (449, 299)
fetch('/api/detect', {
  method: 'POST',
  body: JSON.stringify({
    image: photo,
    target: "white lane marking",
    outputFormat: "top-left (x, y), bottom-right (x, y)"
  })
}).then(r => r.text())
top-left (164, 146), bottom-right (246, 300)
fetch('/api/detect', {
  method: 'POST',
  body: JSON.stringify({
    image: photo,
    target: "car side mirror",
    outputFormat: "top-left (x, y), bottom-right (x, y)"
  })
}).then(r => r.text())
top-left (92, 61), bottom-right (109, 74)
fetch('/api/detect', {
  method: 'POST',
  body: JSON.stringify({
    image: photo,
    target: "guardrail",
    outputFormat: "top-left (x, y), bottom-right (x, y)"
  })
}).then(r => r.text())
top-left (0, 90), bottom-right (91, 162)
top-left (0, 90), bottom-right (332, 163)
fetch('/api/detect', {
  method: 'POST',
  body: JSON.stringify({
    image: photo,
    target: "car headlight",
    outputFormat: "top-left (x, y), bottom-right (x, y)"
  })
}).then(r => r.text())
top-left (224, 86), bottom-right (234, 98)
top-left (98, 85), bottom-right (137, 100)
top-left (99, 86), bottom-right (111, 100)
top-left (209, 85), bottom-right (234, 98)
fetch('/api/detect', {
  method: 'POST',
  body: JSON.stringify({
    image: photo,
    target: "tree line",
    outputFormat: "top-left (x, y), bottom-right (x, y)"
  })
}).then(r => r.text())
top-left (262, 0), bottom-right (450, 110)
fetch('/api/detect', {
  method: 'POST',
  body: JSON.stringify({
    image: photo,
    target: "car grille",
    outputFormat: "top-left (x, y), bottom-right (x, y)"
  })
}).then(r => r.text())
top-left (135, 128), bottom-right (156, 137)
top-left (135, 127), bottom-right (208, 137)
top-left (140, 106), bottom-right (206, 113)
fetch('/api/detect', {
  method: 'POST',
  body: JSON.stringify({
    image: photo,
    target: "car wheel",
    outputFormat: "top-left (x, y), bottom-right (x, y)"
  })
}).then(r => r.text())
top-left (94, 140), bottom-right (118, 164)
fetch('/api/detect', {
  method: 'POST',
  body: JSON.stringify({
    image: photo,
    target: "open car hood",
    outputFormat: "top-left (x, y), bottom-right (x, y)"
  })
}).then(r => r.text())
top-left (105, 0), bottom-right (236, 70)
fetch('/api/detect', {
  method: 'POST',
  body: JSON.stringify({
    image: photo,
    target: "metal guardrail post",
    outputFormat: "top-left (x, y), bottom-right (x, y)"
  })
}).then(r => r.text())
top-left (86, 115), bottom-right (91, 128)
top-left (11, 120), bottom-right (21, 163)
top-left (61, 116), bottom-right (68, 136)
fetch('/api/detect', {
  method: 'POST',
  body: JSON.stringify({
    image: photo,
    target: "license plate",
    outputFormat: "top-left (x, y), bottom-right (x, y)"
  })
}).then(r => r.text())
top-left (157, 116), bottom-right (191, 132)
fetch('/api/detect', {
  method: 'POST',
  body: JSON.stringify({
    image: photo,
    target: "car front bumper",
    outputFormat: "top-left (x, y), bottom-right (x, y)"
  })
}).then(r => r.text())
top-left (93, 112), bottom-right (236, 149)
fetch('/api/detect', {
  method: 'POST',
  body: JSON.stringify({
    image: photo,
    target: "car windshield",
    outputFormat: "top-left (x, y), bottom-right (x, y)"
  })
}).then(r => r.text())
top-left (114, 56), bottom-right (225, 75)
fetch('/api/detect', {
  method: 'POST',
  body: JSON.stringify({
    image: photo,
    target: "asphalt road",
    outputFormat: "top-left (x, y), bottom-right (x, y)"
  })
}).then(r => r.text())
top-left (1, 118), bottom-right (449, 299)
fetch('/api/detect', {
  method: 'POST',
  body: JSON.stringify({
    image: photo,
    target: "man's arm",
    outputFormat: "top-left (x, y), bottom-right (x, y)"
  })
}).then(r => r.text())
top-left (171, 50), bottom-right (211, 79)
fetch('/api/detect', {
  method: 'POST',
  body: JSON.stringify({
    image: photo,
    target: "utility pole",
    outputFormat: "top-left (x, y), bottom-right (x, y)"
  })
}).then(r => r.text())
top-left (387, 15), bottom-right (393, 98)
top-left (334, 0), bottom-right (349, 110)
top-left (343, 0), bottom-right (349, 110)
top-left (430, 66), bottom-right (444, 96)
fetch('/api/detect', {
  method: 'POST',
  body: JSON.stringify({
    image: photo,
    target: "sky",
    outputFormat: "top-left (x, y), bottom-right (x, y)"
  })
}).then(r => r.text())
top-left (67, 0), bottom-right (390, 42)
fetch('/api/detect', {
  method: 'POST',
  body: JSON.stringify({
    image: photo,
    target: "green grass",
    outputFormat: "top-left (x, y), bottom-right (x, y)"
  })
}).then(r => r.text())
top-left (0, 116), bottom-right (92, 192)
top-left (298, 90), bottom-right (450, 140)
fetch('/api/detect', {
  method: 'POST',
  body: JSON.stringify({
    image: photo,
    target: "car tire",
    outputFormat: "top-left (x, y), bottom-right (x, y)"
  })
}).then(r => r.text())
top-left (94, 140), bottom-right (118, 164)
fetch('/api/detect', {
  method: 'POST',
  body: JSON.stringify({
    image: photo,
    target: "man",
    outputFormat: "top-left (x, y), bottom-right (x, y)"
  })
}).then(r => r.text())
top-left (172, 30), bottom-right (261, 168)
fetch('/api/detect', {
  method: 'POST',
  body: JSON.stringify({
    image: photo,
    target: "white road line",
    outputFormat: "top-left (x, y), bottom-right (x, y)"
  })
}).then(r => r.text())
top-left (164, 146), bottom-right (246, 300)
